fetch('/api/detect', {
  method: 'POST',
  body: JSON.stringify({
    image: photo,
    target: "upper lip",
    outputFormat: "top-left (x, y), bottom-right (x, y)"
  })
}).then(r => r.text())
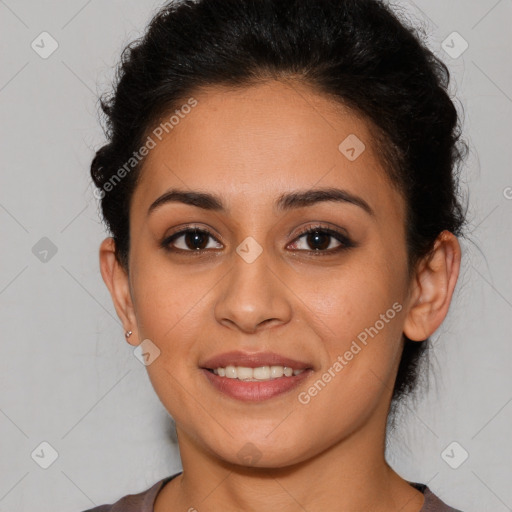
top-left (200, 351), bottom-right (312, 370)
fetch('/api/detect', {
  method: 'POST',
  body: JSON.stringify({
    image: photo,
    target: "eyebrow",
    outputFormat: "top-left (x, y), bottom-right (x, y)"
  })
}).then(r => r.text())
top-left (147, 187), bottom-right (375, 217)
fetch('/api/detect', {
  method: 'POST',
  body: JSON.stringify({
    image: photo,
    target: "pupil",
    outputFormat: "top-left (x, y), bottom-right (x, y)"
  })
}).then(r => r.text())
top-left (187, 231), bottom-right (207, 250)
top-left (308, 231), bottom-right (329, 250)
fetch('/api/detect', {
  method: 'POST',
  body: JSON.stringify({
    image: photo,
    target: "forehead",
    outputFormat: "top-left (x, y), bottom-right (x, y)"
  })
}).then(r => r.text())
top-left (132, 80), bottom-right (404, 223)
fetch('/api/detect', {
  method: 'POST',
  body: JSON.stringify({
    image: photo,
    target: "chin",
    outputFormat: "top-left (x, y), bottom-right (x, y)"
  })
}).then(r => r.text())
top-left (206, 435), bottom-right (314, 470)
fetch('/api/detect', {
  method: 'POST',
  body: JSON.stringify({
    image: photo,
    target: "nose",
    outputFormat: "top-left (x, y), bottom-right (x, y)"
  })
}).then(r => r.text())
top-left (214, 250), bottom-right (292, 334)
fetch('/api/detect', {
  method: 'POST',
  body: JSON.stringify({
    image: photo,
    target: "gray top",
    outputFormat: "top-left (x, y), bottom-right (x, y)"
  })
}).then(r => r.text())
top-left (82, 472), bottom-right (463, 511)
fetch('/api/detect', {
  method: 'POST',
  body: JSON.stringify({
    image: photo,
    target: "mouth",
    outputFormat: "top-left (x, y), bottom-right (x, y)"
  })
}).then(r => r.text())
top-left (200, 351), bottom-right (314, 401)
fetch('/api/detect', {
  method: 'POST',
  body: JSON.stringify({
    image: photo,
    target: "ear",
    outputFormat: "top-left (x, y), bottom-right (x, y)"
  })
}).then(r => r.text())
top-left (99, 237), bottom-right (139, 346)
top-left (403, 230), bottom-right (461, 342)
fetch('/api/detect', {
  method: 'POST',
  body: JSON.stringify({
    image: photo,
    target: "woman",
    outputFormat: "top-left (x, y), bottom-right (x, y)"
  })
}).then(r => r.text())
top-left (86, 0), bottom-right (467, 510)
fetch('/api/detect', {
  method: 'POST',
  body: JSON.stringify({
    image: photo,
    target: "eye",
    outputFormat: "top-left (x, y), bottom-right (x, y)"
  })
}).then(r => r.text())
top-left (288, 224), bottom-right (354, 255)
top-left (161, 226), bottom-right (222, 253)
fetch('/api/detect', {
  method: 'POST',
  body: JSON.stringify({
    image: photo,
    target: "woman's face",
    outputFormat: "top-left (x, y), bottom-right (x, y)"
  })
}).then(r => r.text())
top-left (118, 80), bottom-right (415, 467)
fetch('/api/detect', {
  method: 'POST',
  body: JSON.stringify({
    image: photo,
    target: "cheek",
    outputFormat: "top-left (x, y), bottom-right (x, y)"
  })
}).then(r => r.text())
top-left (289, 272), bottom-right (405, 444)
top-left (301, 256), bottom-right (404, 338)
top-left (130, 250), bottom-right (210, 339)
top-left (130, 260), bottom-right (209, 417)
top-left (297, 258), bottom-right (406, 397)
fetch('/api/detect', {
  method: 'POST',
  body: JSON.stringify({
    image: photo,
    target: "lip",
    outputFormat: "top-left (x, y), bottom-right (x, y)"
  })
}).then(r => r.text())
top-left (200, 350), bottom-right (312, 370)
top-left (201, 367), bottom-right (313, 402)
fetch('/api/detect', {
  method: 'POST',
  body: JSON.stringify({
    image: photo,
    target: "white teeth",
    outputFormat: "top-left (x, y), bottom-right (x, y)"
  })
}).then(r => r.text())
top-left (253, 366), bottom-right (270, 379)
top-left (235, 366), bottom-right (253, 380)
top-left (270, 365), bottom-right (284, 378)
top-left (225, 365), bottom-right (237, 379)
top-left (211, 365), bottom-right (305, 381)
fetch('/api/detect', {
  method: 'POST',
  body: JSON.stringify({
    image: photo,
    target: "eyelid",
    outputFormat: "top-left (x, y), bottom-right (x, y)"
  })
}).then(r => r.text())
top-left (163, 223), bottom-right (224, 243)
top-left (292, 221), bottom-right (350, 239)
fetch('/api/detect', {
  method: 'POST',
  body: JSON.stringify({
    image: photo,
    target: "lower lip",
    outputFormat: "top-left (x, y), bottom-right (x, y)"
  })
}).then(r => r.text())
top-left (201, 368), bottom-right (312, 402)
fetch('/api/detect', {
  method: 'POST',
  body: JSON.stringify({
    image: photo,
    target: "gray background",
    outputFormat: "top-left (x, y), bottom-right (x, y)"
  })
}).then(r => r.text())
top-left (0, 1), bottom-right (511, 511)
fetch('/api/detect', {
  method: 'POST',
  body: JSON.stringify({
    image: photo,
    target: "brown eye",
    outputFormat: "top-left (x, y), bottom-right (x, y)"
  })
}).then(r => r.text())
top-left (288, 225), bottom-right (355, 255)
top-left (161, 228), bottom-right (222, 252)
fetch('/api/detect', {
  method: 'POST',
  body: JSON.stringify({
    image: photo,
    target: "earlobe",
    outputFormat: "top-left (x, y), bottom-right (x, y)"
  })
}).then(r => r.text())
top-left (98, 237), bottom-right (138, 345)
top-left (403, 230), bottom-right (461, 342)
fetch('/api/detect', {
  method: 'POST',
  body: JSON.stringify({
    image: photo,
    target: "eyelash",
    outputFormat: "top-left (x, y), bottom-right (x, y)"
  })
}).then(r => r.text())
top-left (160, 223), bottom-right (355, 256)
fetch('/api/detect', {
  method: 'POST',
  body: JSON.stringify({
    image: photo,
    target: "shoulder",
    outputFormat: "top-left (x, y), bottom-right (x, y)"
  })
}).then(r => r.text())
top-left (413, 482), bottom-right (464, 512)
top-left (80, 473), bottom-right (180, 512)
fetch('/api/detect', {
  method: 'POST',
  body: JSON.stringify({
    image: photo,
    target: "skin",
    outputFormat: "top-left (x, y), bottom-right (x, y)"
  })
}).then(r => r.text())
top-left (99, 79), bottom-right (461, 512)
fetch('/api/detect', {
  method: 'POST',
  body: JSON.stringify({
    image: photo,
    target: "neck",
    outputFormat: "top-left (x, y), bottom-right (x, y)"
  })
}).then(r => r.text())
top-left (155, 413), bottom-right (424, 512)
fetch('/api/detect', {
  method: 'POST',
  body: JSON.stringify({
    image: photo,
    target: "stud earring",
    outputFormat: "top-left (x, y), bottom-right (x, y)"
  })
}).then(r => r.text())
top-left (125, 330), bottom-right (133, 338)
